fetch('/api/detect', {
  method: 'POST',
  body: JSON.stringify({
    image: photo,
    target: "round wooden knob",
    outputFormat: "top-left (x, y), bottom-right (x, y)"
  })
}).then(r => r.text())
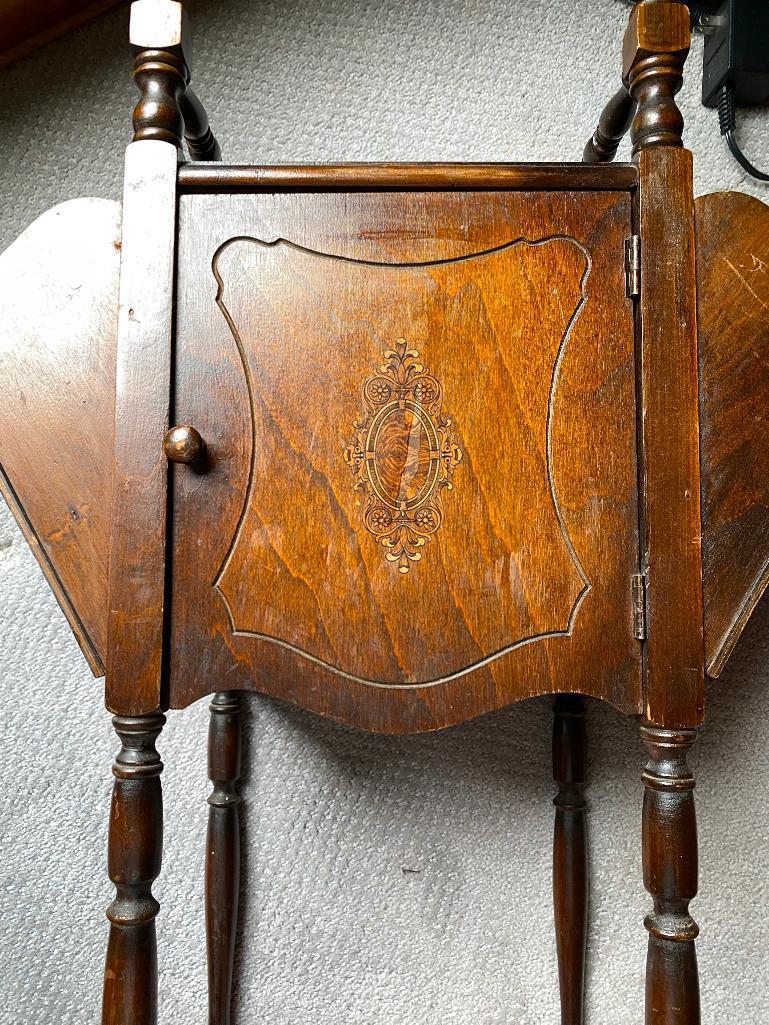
top-left (163, 425), bottom-right (206, 465)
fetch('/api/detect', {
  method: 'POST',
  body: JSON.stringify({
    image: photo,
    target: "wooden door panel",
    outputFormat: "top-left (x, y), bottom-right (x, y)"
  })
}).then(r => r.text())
top-left (170, 188), bottom-right (641, 732)
top-left (214, 236), bottom-right (588, 677)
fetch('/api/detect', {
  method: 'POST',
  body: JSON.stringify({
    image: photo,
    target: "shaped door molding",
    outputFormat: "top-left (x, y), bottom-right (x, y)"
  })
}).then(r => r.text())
top-left (209, 234), bottom-right (591, 688)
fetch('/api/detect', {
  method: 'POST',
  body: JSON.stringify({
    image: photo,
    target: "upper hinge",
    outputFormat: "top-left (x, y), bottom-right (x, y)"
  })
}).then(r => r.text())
top-left (632, 572), bottom-right (648, 641)
top-left (625, 234), bottom-right (641, 298)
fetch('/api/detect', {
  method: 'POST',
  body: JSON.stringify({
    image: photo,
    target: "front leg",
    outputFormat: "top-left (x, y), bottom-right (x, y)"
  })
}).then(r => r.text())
top-left (102, 713), bottom-right (165, 1025)
top-left (641, 725), bottom-right (700, 1025)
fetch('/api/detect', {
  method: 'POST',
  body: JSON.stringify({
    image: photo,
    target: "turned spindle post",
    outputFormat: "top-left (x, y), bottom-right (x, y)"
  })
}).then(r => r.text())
top-left (623, 7), bottom-right (702, 1019)
top-left (583, 85), bottom-right (637, 163)
top-left (180, 88), bottom-right (221, 161)
top-left (623, 0), bottom-right (691, 156)
top-left (641, 726), bottom-right (700, 1025)
top-left (131, 47), bottom-right (185, 150)
top-left (552, 696), bottom-right (588, 1025)
top-left (583, 0), bottom-right (692, 163)
top-left (131, 0), bottom-right (220, 160)
top-left (206, 692), bottom-right (243, 1025)
top-left (102, 714), bottom-right (165, 1025)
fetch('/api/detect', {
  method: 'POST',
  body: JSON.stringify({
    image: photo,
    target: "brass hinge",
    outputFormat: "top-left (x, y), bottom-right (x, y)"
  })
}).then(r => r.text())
top-left (625, 235), bottom-right (641, 298)
top-left (632, 572), bottom-right (647, 641)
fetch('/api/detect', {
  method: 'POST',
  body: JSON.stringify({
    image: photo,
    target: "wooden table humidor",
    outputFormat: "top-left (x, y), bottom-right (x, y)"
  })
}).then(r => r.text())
top-left (3, 1), bottom-right (769, 1022)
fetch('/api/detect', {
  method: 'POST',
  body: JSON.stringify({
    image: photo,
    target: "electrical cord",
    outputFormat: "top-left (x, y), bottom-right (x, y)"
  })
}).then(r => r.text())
top-left (718, 84), bottom-right (769, 182)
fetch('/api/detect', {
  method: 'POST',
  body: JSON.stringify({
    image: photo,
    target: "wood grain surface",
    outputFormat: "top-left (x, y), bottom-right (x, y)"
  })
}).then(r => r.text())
top-left (583, 87), bottom-right (636, 165)
top-left (169, 186), bottom-right (641, 732)
top-left (106, 140), bottom-right (178, 716)
top-left (696, 191), bottom-right (769, 677)
top-left (636, 148), bottom-right (704, 729)
top-left (0, 198), bottom-right (120, 675)
top-left (102, 713), bottom-right (165, 1025)
top-left (177, 162), bottom-right (639, 194)
top-left (641, 724), bottom-right (700, 1025)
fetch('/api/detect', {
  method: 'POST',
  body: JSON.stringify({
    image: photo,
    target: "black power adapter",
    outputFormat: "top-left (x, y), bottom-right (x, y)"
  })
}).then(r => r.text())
top-left (702, 0), bottom-right (769, 108)
top-left (700, 0), bottom-right (769, 181)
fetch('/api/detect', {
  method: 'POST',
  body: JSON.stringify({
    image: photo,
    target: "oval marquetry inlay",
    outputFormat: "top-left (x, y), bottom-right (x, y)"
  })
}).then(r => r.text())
top-left (344, 338), bottom-right (462, 573)
top-left (368, 403), bottom-right (438, 508)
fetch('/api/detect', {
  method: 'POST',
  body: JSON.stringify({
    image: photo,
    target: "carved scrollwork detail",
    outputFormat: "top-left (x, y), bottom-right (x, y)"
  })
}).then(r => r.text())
top-left (344, 338), bottom-right (462, 573)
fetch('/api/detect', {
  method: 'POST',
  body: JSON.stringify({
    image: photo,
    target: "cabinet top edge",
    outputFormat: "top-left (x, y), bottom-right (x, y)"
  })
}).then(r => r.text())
top-left (177, 162), bottom-right (639, 194)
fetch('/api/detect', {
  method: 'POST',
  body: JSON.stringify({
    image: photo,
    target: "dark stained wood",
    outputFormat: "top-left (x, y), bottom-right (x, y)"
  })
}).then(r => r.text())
top-left (695, 191), bottom-right (769, 677)
top-left (641, 725), bottom-right (700, 1025)
top-left (552, 695), bottom-right (588, 1025)
top-left (129, 0), bottom-right (187, 150)
top-left (163, 424), bottom-right (207, 465)
top-left (581, 3), bottom-right (688, 167)
top-left (0, 1), bottom-right (728, 1024)
top-left (177, 162), bottom-right (639, 194)
top-left (0, 198), bottom-right (120, 675)
top-left (106, 138), bottom-right (178, 717)
top-left (623, 1), bottom-right (691, 156)
top-left (180, 88), bottom-right (222, 162)
top-left (0, 0), bottom-right (731, 1022)
top-left (184, 80), bottom-right (234, 1025)
top-left (132, 46), bottom-right (186, 150)
top-left (108, 3), bottom-right (220, 715)
top-left (624, 17), bottom-right (703, 1010)
top-left (206, 692), bottom-right (242, 1025)
top-left (635, 148), bottom-right (704, 729)
top-left (0, 0), bottom-right (719, 1020)
top-left (583, 87), bottom-right (637, 164)
top-left (102, 713), bottom-right (165, 1025)
top-left (168, 186), bottom-right (642, 732)
top-left (130, 1), bottom-right (220, 161)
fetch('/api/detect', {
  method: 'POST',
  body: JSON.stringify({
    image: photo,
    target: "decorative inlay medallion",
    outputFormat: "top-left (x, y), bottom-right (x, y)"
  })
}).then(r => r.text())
top-left (344, 338), bottom-right (462, 573)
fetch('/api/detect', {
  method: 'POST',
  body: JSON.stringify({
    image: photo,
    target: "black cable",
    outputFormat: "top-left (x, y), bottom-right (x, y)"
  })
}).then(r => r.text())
top-left (718, 84), bottom-right (769, 183)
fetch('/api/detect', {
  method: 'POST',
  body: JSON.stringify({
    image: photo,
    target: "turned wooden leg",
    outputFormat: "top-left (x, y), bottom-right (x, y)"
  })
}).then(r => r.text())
top-left (102, 713), bottom-right (165, 1025)
top-left (641, 725), bottom-right (700, 1025)
top-left (552, 695), bottom-right (588, 1025)
top-left (206, 692), bottom-right (243, 1025)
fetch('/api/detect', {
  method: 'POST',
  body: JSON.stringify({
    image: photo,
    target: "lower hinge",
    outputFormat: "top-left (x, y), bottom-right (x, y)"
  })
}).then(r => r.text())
top-left (625, 235), bottom-right (641, 298)
top-left (632, 573), bottom-right (648, 641)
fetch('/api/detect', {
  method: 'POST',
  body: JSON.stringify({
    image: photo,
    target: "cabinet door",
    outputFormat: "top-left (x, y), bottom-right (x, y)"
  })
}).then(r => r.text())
top-left (170, 187), bottom-right (640, 732)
